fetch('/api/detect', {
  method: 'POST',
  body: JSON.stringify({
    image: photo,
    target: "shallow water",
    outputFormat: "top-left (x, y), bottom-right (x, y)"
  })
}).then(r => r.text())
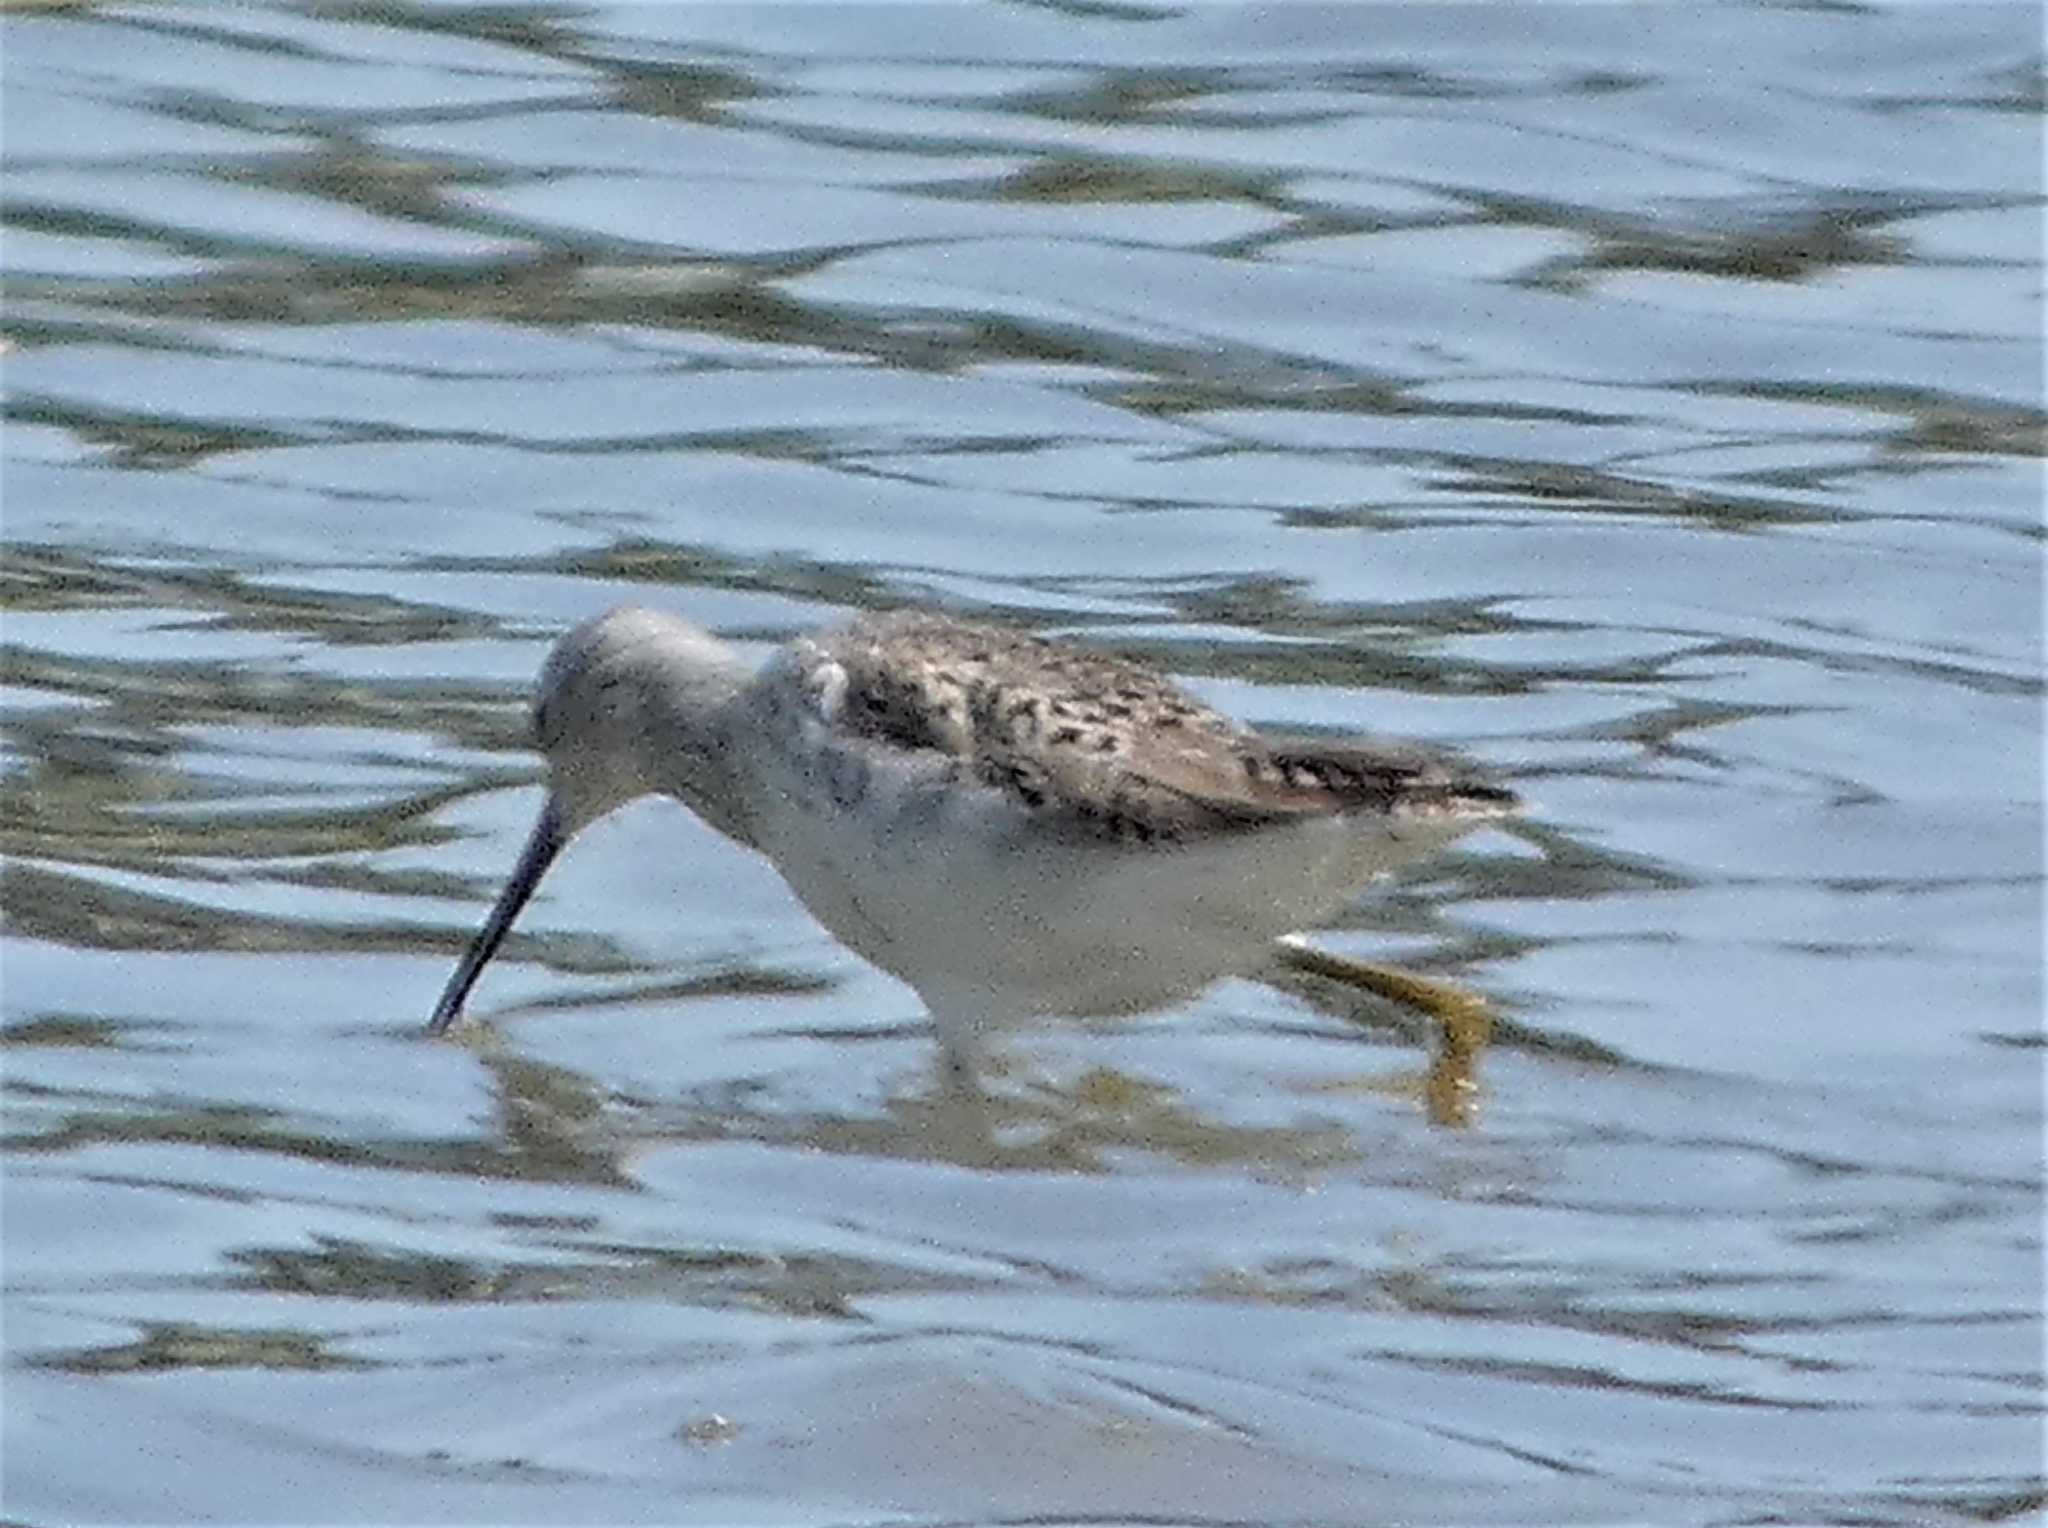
top-left (2, 4), bottom-right (2042, 1524)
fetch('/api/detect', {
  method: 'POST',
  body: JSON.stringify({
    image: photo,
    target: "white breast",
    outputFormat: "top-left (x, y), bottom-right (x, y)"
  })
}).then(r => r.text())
top-left (741, 743), bottom-right (1465, 1038)
top-left (731, 644), bottom-right (1490, 1041)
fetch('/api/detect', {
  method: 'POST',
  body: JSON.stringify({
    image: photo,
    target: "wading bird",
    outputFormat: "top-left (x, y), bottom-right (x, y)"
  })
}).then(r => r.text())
top-left (428, 607), bottom-right (1516, 1094)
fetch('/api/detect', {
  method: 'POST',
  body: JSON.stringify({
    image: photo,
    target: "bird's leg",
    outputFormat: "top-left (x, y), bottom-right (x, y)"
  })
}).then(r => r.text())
top-left (935, 1026), bottom-right (986, 1096)
top-left (1271, 935), bottom-right (1494, 1128)
top-left (924, 990), bottom-right (1013, 1094)
top-left (922, 1013), bottom-right (1006, 1163)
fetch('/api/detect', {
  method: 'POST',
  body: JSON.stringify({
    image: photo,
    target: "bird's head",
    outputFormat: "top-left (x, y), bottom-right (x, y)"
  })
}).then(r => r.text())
top-left (426, 606), bottom-right (752, 1034)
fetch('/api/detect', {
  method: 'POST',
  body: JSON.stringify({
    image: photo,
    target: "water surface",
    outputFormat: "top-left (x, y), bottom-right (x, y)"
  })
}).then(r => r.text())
top-left (3, 3), bottom-right (2042, 1524)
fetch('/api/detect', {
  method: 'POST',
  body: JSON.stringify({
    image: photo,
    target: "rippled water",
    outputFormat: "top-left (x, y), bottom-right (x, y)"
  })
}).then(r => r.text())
top-left (3, 4), bottom-right (2042, 1524)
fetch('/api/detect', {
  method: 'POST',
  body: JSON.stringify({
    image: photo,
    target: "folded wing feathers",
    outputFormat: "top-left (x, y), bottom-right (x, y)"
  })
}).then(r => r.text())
top-left (821, 612), bottom-right (1513, 842)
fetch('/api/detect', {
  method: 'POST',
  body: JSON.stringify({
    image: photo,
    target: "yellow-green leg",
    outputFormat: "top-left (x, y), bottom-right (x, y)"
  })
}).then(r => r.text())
top-left (1271, 935), bottom-right (1495, 1128)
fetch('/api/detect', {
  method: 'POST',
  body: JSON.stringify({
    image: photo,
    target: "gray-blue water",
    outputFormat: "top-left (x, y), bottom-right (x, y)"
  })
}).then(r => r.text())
top-left (3, 4), bottom-right (2042, 1523)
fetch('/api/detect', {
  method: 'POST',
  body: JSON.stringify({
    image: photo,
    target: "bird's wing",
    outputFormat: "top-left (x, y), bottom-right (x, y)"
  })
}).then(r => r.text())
top-left (806, 612), bottom-right (1513, 842)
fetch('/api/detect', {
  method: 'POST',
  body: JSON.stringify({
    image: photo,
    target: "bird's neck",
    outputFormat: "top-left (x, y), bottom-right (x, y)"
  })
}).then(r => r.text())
top-left (636, 648), bottom-right (760, 849)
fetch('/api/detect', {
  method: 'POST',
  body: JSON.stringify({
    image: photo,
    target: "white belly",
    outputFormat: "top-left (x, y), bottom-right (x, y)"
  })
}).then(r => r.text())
top-left (743, 744), bottom-right (1478, 1035)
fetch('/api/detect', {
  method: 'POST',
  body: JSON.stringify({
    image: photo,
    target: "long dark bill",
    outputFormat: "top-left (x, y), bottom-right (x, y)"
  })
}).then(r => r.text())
top-left (426, 796), bottom-right (566, 1036)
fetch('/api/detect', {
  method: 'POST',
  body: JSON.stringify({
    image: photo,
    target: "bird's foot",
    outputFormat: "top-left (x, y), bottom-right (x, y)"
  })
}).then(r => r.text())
top-left (1271, 936), bottom-right (1495, 1128)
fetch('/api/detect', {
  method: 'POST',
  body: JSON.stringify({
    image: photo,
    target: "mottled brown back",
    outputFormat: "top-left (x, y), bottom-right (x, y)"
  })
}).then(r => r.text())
top-left (811, 611), bottom-right (1514, 843)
